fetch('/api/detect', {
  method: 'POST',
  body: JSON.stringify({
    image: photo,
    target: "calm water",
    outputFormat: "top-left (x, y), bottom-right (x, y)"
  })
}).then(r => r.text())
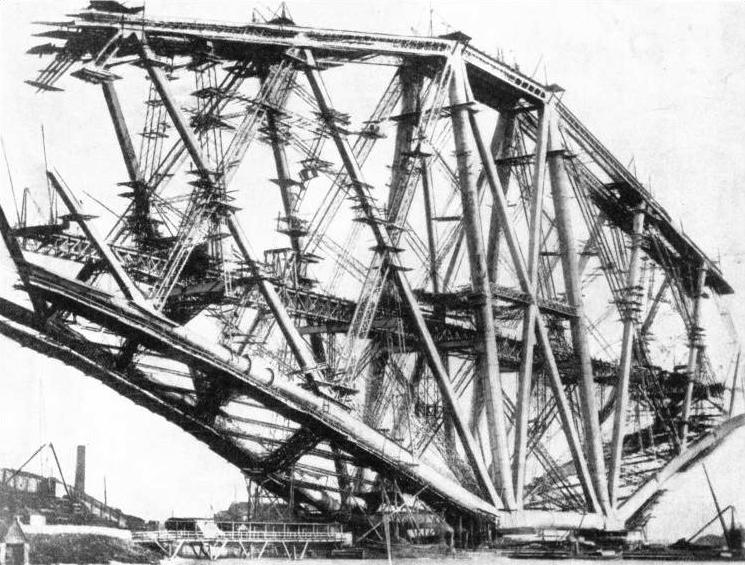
top-left (166, 557), bottom-right (736, 565)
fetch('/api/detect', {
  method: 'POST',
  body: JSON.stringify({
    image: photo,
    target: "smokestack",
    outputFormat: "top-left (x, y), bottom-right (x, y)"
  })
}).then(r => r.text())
top-left (75, 445), bottom-right (85, 494)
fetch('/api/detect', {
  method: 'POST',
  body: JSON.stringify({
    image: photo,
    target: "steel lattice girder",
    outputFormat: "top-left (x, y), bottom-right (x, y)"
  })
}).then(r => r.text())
top-left (0, 260), bottom-right (622, 530)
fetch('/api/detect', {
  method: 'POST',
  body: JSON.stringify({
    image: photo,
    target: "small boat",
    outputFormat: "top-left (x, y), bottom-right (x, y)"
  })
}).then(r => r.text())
top-left (509, 549), bottom-right (572, 559)
top-left (330, 547), bottom-right (367, 559)
top-left (509, 544), bottom-right (622, 560)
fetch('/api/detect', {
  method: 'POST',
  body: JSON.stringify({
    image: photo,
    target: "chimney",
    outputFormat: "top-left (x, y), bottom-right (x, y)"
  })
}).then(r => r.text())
top-left (75, 445), bottom-right (86, 494)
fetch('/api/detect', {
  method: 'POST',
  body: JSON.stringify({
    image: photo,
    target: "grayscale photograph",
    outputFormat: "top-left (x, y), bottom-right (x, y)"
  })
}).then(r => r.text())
top-left (0, 1), bottom-right (744, 563)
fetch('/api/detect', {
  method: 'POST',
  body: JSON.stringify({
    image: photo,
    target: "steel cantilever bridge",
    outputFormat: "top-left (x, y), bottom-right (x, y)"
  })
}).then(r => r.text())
top-left (1, 1), bottom-right (743, 539)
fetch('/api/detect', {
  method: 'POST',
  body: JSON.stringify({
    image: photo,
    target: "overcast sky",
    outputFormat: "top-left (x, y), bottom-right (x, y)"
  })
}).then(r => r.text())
top-left (1, 0), bottom-right (745, 539)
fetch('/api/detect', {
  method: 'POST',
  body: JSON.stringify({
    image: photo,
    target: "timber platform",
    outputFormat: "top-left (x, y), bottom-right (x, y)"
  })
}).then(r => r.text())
top-left (132, 520), bottom-right (350, 560)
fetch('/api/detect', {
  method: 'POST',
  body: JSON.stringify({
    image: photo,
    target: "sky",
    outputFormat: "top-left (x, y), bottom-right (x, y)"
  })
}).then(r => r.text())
top-left (1, 0), bottom-right (745, 540)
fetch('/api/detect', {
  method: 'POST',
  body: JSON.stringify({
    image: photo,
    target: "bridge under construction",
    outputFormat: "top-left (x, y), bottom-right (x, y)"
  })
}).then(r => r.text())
top-left (1, 1), bottom-right (743, 545)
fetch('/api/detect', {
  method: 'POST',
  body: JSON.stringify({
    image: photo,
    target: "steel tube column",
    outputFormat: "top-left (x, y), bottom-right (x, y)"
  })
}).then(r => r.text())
top-left (268, 112), bottom-right (302, 253)
top-left (467, 116), bottom-right (514, 434)
top-left (463, 73), bottom-right (600, 511)
top-left (681, 265), bottom-right (707, 446)
top-left (486, 110), bottom-right (516, 283)
top-left (101, 82), bottom-right (140, 183)
top-left (267, 110), bottom-right (305, 285)
top-left (0, 202), bottom-right (46, 318)
top-left (445, 118), bottom-right (510, 293)
top-left (512, 104), bottom-right (550, 506)
top-left (420, 159), bottom-right (440, 293)
top-left (101, 81), bottom-right (154, 243)
top-left (608, 208), bottom-right (645, 506)
top-left (449, 60), bottom-right (515, 509)
top-left (547, 118), bottom-right (610, 512)
top-left (302, 49), bottom-right (501, 507)
top-left (389, 66), bottom-right (420, 211)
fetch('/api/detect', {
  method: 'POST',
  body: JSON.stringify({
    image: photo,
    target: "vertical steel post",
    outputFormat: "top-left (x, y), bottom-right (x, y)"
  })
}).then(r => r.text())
top-left (389, 66), bottom-right (420, 211)
top-left (547, 117), bottom-right (611, 512)
top-left (681, 265), bottom-right (707, 446)
top-left (608, 207), bottom-right (645, 506)
top-left (302, 49), bottom-right (501, 507)
top-left (420, 159), bottom-right (440, 293)
top-left (101, 81), bottom-right (153, 242)
top-left (512, 104), bottom-right (550, 506)
top-left (449, 59), bottom-right (515, 509)
top-left (465, 76), bottom-right (600, 512)
top-left (449, 118), bottom-right (510, 433)
top-left (486, 111), bottom-right (516, 283)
